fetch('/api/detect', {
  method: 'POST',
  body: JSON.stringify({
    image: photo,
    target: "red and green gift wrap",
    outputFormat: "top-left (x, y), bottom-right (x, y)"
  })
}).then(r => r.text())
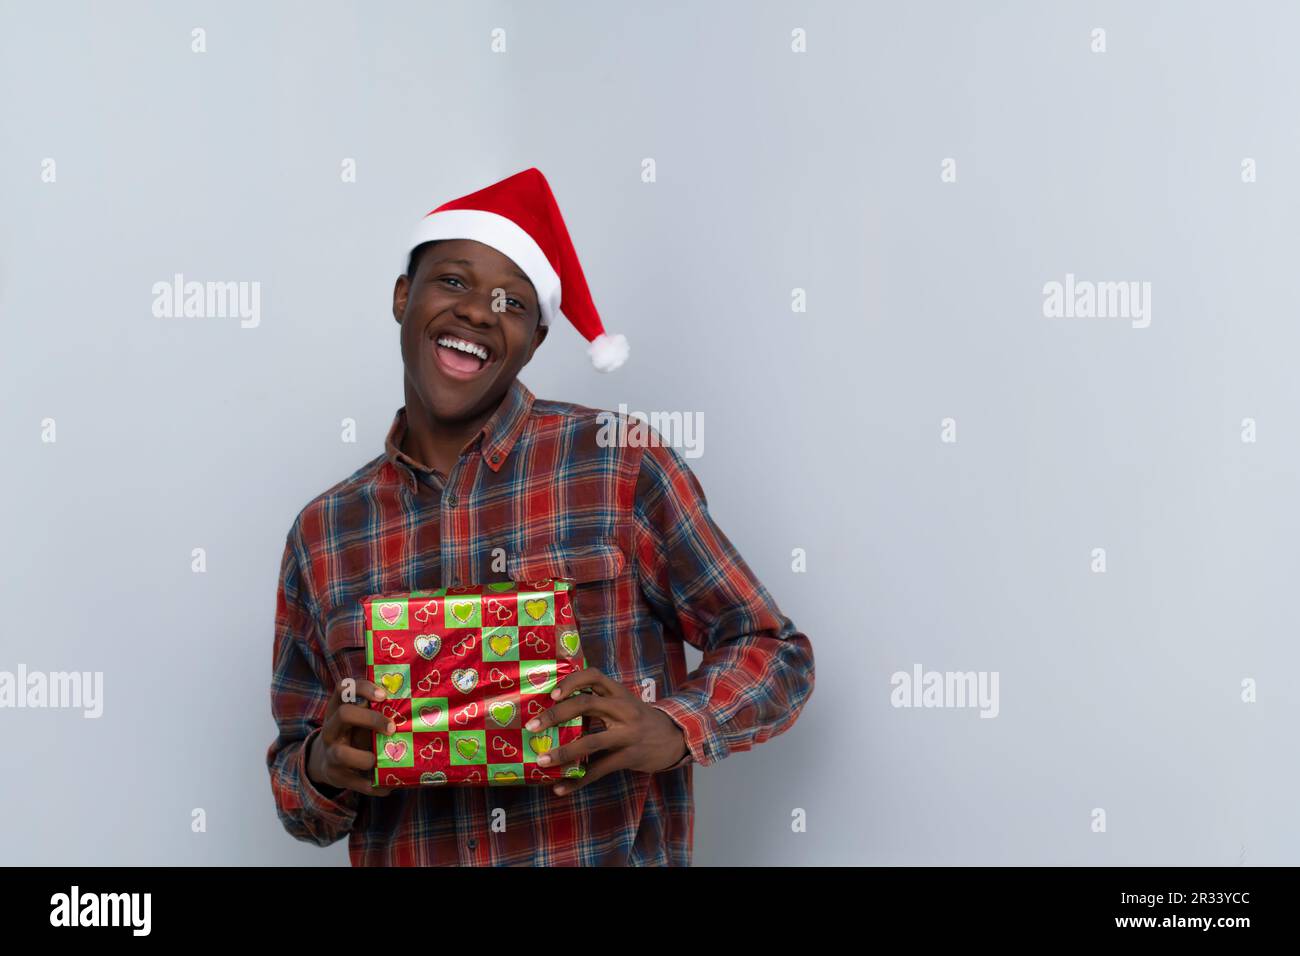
top-left (362, 579), bottom-right (588, 787)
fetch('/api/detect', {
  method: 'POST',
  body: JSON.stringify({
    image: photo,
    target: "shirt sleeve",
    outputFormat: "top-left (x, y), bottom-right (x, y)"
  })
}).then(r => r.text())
top-left (632, 440), bottom-right (816, 768)
top-left (265, 523), bottom-right (361, 845)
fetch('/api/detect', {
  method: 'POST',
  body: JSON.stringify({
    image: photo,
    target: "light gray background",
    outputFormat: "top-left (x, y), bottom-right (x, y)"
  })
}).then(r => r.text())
top-left (2, 0), bottom-right (1297, 865)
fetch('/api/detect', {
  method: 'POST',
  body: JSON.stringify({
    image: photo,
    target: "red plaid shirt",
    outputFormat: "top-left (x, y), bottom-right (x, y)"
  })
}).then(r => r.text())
top-left (266, 378), bottom-right (815, 865)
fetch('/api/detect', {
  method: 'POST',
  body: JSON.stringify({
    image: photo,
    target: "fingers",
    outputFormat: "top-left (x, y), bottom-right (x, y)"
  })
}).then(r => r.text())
top-left (535, 727), bottom-right (615, 770)
top-left (328, 739), bottom-right (378, 773)
top-left (346, 677), bottom-right (389, 705)
top-left (551, 667), bottom-right (622, 701)
top-left (331, 768), bottom-right (393, 797)
top-left (333, 701), bottom-right (394, 737)
top-left (553, 751), bottom-right (627, 796)
top-left (525, 692), bottom-right (608, 734)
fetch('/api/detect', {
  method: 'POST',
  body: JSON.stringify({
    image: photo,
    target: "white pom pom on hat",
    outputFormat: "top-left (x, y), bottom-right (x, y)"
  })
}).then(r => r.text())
top-left (406, 167), bottom-right (628, 372)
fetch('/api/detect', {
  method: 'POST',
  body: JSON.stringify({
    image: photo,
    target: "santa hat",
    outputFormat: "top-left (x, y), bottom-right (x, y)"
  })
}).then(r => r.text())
top-left (406, 167), bottom-right (628, 372)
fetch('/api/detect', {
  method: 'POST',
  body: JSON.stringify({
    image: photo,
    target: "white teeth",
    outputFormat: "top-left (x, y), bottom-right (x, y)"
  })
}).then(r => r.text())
top-left (436, 336), bottom-right (489, 361)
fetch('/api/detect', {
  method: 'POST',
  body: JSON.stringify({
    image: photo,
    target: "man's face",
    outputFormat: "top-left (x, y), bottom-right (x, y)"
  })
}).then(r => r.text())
top-left (393, 238), bottom-right (547, 424)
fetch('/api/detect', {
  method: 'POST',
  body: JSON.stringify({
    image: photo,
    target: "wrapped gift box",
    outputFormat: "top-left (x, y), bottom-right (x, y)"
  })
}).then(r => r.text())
top-left (362, 579), bottom-right (588, 787)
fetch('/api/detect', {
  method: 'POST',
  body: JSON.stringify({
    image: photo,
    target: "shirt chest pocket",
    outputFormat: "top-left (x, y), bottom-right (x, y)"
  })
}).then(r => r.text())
top-left (507, 540), bottom-right (625, 672)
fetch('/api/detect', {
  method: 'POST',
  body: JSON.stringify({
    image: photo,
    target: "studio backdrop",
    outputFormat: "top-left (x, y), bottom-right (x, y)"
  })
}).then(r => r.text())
top-left (2, 0), bottom-right (1297, 865)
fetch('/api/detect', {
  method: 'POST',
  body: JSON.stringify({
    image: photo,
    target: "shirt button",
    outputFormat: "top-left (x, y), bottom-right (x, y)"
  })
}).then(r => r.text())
top-left (467, 839), bottom-right (477, 850)
top-left (491, 454), bottom-right (500, 464)
top-left (445, 494), bottom-right (458, 507)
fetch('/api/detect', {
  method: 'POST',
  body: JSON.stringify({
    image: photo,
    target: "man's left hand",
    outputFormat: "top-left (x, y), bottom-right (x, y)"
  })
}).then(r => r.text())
top-left (525, 667), bottom-right (688, 795)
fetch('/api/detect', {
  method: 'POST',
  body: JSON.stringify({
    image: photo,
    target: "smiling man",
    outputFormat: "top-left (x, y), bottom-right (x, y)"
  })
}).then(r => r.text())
top-left (265, 167), bottom-right (815, 866)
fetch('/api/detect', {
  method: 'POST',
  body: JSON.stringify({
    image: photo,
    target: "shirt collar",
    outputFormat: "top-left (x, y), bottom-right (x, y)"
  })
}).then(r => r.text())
top-left (384, 378), bottom-right (535, 491)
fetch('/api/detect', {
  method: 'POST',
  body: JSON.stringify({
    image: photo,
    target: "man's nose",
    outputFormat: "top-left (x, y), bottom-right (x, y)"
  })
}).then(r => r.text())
top-left (453, 288), bottom-right (502, 327)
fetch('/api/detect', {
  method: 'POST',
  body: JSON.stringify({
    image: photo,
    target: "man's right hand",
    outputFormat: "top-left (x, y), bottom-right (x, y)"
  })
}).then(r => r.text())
top-left (306, 677), bottom-right (396, 797)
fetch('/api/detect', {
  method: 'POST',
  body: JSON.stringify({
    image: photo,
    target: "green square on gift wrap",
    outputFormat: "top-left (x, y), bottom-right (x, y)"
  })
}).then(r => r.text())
top-left (482, 626), bottom-right (518, 662)
top-left (371, 599), bottom-right (408, 631)
top-left (557, 628), bottom-right (582, 659)
top-left (377, 732), bottom-right (414, 768)
top-left (486, 697), bottom-right (520, 728)
top-left (450, 729), bottom-right (487, 765)
top-left (489, 763), bottom-right (525, 785)
top-left (524, 725), bottom-right (559, 762)
top-left (411, 697), bottom-right (448, 732)
top-left (516, 591), bottom-right (554, 626)
top-left (373, 664), bottom-right (410, 699)
top-left (444, 594), bottom-right (481, 628)
top-left (520, 660), bottom-right (557, 695)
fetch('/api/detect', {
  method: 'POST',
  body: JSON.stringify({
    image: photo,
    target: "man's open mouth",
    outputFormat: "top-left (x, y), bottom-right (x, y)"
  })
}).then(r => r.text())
top-left (433, 334), bottom-right (495, 379)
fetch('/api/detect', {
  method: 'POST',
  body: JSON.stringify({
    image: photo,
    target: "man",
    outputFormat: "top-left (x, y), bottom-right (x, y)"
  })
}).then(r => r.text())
top-left (266, 167), bottom-right (815, 865)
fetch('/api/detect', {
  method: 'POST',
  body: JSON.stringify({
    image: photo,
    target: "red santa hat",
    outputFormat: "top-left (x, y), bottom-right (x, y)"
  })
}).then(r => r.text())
top-left (406, 167), bottom-right (628, 372)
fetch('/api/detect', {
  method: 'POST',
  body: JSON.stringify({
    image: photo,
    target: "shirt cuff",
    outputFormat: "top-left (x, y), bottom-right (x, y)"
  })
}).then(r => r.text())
top-left (297, 728), bottom-right (362, 821)
top-left (650, 696), bottom-right (719, 768)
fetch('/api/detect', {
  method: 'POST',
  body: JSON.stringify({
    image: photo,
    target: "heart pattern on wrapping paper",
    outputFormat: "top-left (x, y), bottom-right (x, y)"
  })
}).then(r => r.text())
top-left (487, 582), bottom-right (514, 592)
top-left (466, 770), bottom-right (482, 782)
top-left (379, 672), bottom-right (404, 696)
top-left (379, 635), bottom-right (405, 658)
top-left (419, 739), bottom-right (444, 759)
top-left (492, 736), bottom-right (519, 758)
top-left (453, 702), bottom-right (479, 726)
top-left (455, 737), bottom-right (480, 760)
top-left (451, 668), bottom-right (478, 694)
top-left (417, 704), bottom-right (442, 728)
top-left (527, 669), bottom-right (549, 690)
top-left (488, 701), bottom-right (516, 726)
top-left (413, 600), bottom-right (441, 625)
top-left (485, 598), bottom-right (511, 622)
top-left (382, 704), bottom-right (406, 727)
top-left (523, 631), bottom-right (551, 654)
top-left (523, 599), bottom-right (548, 621)
top-left (416, 671), bottom-right (441, 693)
top-left (452, 635), bottom-right (477, 657)
top-left (451, 600), bottom-right (475, 623)
top-left (420, 771), bottom-right (447, 785)
top-left (488, 632), bottom-right (513, 657)
top-left (526, 699), bottom-right (544, 717)
top-left (559, 631), bottom-right (580, 656)
top-left (528, 734), bottom-right (553, 756)
top-left (414, 635), bottom-right (441, 660)
top-left (530, 768), bottom-right (549, 781)
top-left (378, 603), bottom-right (403, 626)
top-left (493, 770), bottom-right (519, 783)
top-left (559, 603), bottom-right (573, 621)
top-left (488, 667), bottom-right (515, 688)
top-left (385, 773), bottom-right (403, 786)
top-left (384, 740), bottom-right (407, 762)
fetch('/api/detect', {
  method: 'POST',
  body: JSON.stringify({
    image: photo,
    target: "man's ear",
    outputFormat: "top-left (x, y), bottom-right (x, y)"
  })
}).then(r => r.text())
top-left (392, 274), bottom-right (411, 324)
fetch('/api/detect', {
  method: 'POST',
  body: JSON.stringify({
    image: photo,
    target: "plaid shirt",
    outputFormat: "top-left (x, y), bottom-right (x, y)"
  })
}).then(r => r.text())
top-left (266, 378), bottom-right (815, 865)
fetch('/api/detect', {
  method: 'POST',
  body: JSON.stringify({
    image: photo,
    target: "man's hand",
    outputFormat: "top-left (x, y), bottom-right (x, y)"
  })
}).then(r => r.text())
top-left (524, 667), bottom-right (688, 796)
top-left (305, 677), bottom-right (396, 797)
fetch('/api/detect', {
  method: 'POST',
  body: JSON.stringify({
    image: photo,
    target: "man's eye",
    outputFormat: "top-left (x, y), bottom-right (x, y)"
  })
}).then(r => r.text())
top-left (507, 298), bottom-right (525, 310)
top-left (439, 276), bottom-right (466, 288)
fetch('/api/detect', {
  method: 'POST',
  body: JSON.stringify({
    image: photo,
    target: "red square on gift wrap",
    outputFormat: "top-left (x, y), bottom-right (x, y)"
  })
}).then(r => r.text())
top-left (362, 579), bottom-right (590, 787)
top-left (481, 591), bottom-right (518, 627)
top-left (519, 625), bottom-right (554, 660)
top-left (376, 697), bottom-right (412, 734)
